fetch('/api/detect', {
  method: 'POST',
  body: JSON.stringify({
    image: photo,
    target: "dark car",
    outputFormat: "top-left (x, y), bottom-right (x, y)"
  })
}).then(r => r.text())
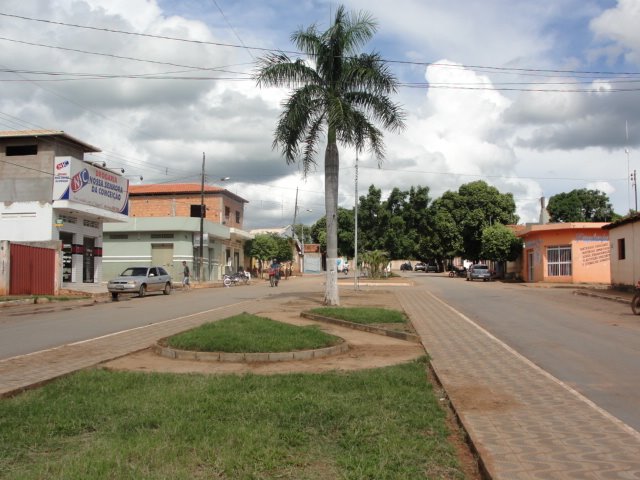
top-left (466, 264), bottom-right (491, 282)
top-left (414, 262), bottom-right (426, 272)
top-left (400, 261), bottom-right (413, 271)
top-left (426, 262), bottom-right (439, 273)
top-left (107, 266), bottom-right (173, 299)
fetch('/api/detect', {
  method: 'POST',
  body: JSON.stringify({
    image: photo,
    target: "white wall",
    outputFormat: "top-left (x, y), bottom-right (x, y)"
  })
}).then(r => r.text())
top-left (608, 222), bottom-right (640, 287)
top-left (0, 202), bottom-right (54, 241)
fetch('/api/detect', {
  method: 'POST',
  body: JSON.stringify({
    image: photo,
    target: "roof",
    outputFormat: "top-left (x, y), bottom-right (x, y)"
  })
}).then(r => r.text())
top-left (601, 213), bottom-right (640, 230)
top-left (0, 129), bottom-right (101, 152)
top-left (517, 222), bottom-right (609, 237)
top-left (130, 183), bottom-right (248, 203)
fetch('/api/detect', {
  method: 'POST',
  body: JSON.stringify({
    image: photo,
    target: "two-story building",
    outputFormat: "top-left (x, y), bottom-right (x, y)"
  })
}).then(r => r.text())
top-left (102, 184), bottom-right (252, 282)
top-left (0, 130), bottom-right (128, 292)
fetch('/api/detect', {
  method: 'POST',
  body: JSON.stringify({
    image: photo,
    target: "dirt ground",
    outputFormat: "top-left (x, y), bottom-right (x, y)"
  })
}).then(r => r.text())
top-left (102, 289), bottom-right (426, 375)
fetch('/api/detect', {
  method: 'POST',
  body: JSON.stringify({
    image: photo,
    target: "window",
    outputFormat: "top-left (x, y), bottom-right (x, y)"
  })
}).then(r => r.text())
top-left (235, 211), bottom-right (240, 223)
top-left (151, 233), bottom-right (174, 239)
top-left (110, 234), bottom-right (128, 240)
top-left (547, 245), bottom-right (571, 276)
top-left (618, 238), bottom-right (626, 260)
top-left (224, 206), bottom-right (230, 222)
top-left (6, 145), bottom-right (37, 156)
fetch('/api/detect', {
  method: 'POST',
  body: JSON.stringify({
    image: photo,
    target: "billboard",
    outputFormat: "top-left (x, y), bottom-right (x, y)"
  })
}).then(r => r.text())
top-left (53, 157), bottom-right (129, 214)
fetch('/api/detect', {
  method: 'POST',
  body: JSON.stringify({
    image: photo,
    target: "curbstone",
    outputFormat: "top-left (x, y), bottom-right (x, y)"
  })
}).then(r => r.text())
top-left (300, 312), bottom-right (421, 343)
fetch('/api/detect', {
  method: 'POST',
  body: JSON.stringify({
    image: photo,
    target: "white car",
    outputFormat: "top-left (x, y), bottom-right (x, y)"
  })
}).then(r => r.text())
top-left (108, 266), bottom-right (172, 300)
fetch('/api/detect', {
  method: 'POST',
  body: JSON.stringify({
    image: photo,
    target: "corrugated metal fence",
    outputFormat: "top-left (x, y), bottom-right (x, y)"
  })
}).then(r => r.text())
top-left (10, 244), bottom-right (56, 295)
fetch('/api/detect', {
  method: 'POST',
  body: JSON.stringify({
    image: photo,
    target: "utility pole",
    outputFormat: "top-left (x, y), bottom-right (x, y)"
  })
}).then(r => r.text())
top-left (199, 152), bottom-right (205, 282)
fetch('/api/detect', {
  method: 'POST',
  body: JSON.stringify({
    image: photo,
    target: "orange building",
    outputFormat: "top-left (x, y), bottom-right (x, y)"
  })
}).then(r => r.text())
top-left (518, 223), bottom-right (610, 284)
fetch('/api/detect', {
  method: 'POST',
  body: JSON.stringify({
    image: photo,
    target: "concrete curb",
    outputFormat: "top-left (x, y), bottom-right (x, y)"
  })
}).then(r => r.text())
top-left (572, 289), bottom-right (632, 305)
top-left (300, 312), bottom-right (421, 343)
top-left (153, 340), bottom-right (349, 363)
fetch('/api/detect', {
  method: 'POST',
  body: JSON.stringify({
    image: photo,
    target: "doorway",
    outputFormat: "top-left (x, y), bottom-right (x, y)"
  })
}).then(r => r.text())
top-left (527, 250), bottom-right (534, 282)
top-left (83, 237), bottom-right (95, 283)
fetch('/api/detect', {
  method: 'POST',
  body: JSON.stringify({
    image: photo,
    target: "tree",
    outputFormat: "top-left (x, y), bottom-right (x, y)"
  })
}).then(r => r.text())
top-left (480, 224), bottom-right (523, 262)
top-left (246, 233), bottom-right (293, 275)
top-left (547, 189), bottom-right (617, 222)
top-left (310, 207), bottom-right (355, 257)
top-left (255, 5), bottom-right (405, 305)
top-left (437, 181), bottom-right (518, 261)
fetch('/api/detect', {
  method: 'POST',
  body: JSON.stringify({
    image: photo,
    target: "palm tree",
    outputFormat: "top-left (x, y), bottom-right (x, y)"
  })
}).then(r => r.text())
top-left (255, 5), bottom-right (405, 305)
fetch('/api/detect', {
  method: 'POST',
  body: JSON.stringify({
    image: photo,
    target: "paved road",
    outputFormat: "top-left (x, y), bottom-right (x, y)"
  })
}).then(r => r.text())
top-left (412, 272), bottom-right (640, 432)
top-left (0, 278), bottom-right (297, 360)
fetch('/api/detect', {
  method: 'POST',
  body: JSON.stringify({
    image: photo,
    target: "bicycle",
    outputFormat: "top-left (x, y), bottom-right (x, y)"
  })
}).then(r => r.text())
top-left (631, 281), bottom-right (640, 315)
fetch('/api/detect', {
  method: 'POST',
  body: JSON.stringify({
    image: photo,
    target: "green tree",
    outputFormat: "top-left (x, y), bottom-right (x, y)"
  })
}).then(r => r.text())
top-left (446, 181), bottom-right (518, 261)
top-left (480, 224), bottom-right (523, 262)
top-left (246, 234), bottom-right (279, 274)
top-left (547, 189), bottom-right (617, 222)
top-left (255, 5), bottom-right (405, 305)
top-left (360, 249), bottom-right (389, 278)
top-left (310, 207), bottom-right (355, 257)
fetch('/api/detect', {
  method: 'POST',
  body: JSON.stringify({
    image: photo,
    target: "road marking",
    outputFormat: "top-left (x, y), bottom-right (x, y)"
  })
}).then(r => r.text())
top-left (1, 299), bottom-right (255, 363)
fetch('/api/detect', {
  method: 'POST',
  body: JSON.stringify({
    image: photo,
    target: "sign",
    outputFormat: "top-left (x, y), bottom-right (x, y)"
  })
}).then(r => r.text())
top-left (53, 156), bottom-right (129, 214)
top-left (192, 233), bottom-right (209, 248)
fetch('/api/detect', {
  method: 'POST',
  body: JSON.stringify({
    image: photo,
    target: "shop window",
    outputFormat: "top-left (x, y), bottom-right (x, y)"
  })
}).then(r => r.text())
top-left (547, 245), bottom-right (571, 276)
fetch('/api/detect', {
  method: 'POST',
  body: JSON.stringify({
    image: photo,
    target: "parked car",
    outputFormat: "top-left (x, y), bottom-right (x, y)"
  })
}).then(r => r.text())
top-left (107, 266), bottom-right (172, 300)
top-left (414, 262), bottom-right (426, 272)
top-left (400, 261), bottom-right (413, 271)
top-left (467, 264), bottom-right (491, 282)
top-left (426, 262), bottom-right (439, 273)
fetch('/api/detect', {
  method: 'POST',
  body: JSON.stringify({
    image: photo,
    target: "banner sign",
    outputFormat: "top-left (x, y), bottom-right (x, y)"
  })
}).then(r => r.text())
top-left (53, 157), bottom-right (129, 214)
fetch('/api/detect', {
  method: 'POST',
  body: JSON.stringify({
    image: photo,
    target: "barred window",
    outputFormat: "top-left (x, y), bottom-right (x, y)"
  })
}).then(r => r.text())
top-left (547, 245), bottom-right (571, 276)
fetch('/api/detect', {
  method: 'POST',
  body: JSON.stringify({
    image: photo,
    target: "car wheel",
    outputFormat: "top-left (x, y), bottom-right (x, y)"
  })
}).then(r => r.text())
top-left (163, 282), bottom-right (171, 295)
top-left (139, 284), bottom-right (146, 297)
top-left (111, 292), bottom-right (119, 300)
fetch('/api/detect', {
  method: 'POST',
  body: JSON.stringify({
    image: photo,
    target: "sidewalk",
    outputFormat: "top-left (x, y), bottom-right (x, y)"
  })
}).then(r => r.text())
top-left (397, 286), bottom-right (640, 479)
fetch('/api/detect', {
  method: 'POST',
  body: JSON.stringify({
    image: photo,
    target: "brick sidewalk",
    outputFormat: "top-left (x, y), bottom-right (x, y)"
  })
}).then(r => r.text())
top-left (397, 287), bottom-right (640, 480)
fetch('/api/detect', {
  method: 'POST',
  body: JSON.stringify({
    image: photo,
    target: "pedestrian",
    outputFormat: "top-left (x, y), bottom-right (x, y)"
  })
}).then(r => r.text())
top-left (182, 261), bottom-right (190, 289)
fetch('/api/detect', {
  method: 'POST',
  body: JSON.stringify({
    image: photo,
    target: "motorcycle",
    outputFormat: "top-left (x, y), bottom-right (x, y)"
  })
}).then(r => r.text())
top-left (268, 267), bottom-right (280, 287)
top-left (223, 271), bottom-right (249, 287)
top-left (631, 281), bottom-right (640, 315)
top-left (448, 266), bottom-right (467, 278)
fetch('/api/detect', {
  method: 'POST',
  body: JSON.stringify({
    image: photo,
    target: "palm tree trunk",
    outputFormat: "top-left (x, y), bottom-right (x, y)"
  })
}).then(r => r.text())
top-left (324, 140), bottom-right (340, 305)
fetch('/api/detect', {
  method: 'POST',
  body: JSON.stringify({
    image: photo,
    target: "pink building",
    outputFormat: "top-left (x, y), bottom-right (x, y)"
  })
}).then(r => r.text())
top-left (518, 223), bottom-right (610, 284)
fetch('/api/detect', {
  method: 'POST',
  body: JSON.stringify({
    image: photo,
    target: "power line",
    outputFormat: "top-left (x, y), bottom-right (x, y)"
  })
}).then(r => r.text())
top-left (2, 11), bottom-right (640, 79)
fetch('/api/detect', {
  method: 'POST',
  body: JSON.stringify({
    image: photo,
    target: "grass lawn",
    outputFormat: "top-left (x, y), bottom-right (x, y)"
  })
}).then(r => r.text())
top-left (309, 307), bottom-right (407, 325)
top-left (0, 358), bottom-right (466, 479)
top-left (166, 313), bottom-right (342, 353)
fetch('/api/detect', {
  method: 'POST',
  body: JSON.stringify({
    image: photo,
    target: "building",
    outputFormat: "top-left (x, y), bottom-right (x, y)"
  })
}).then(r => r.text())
top-left (517, 223), bottom-right (610, 284)
top-left (102, 184), bottom-right (252, 282)
top-left (602, 213), bottom-right (640, 288)
top-left (0, 130), bottom-right (128, 291)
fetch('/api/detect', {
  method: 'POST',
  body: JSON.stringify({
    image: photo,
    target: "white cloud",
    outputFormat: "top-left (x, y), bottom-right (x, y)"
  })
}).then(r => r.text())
top-left (590, 0), bottom-right (640, 65)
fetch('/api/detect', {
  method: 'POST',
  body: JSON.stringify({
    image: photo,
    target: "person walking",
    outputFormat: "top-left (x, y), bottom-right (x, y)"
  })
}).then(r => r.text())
top-left (182, 261), bottom-right (191, 289)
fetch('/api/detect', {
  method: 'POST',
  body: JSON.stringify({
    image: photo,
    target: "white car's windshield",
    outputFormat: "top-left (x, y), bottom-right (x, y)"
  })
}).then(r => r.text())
top-left (120, 267), bottom-right (148, 277)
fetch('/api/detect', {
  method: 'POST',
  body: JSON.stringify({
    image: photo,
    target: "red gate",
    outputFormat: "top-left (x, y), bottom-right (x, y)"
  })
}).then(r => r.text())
top-left (9, 244), bottom-right (56, 295)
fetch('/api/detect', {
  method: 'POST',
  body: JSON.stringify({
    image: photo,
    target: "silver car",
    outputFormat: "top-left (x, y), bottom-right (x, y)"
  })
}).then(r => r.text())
top-left (466, 264), bottom-right (491, 282)
top-left (108, 266), bottom-right (172, 300)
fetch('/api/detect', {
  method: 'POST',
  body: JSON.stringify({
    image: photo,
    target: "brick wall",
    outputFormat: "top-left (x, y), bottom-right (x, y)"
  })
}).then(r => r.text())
top-left (129, 193), bottom-right (244, 228)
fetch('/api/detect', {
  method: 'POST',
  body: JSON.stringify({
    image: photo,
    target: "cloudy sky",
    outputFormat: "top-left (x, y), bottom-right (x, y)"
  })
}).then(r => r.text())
top-left (1, 0), bottom-right (639, 228)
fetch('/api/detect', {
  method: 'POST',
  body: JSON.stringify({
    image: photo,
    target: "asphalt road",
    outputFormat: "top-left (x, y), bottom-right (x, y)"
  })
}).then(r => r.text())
top-left (0, 278), bottom-right (300, 360)
top-left (411, 272), bottom-right (640, 432)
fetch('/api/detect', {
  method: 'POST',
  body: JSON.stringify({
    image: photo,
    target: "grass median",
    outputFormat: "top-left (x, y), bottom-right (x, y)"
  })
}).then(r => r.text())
top-left (0, 358), bottom-right (466, 479)
top-left (165, 313), bottom-right (342, 352)
top-left (309, 307), bottom-right (407, 325)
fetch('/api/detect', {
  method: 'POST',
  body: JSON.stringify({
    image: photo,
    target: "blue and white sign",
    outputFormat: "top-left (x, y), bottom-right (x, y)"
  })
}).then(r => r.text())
top-left (53, 157), bottom-right (129, 214)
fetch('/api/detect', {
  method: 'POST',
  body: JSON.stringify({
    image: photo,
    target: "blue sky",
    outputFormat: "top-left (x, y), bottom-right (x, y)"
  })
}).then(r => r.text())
top-left (1, 0), bottom-right (639, 227)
